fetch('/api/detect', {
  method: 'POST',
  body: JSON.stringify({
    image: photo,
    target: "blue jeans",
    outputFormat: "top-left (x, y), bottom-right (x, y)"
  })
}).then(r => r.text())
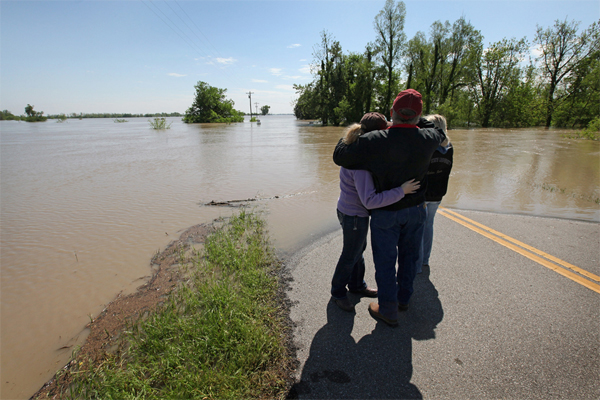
top-left (331, 210), bottom-right (369, 299)
top-left (370, 204), bottom-right (426, 319)
top-left (417, 201), bottom-right (440, 273)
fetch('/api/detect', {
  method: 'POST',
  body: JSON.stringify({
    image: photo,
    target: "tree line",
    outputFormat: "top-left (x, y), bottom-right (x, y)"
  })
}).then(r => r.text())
top-left (47, 112), bottom-right (184, 119)
top-left (0, 106), bottom-right (183, 122)
top-left (293, 0), bottom-right (599, 129)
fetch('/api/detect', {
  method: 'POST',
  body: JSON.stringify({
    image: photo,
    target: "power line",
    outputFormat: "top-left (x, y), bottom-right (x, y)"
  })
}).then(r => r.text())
top-left (170, 0), bottom-right (246, 90)
top-left (140, 0), bottom-right (210, 59)
top-left (173, 0), bottom-right (226, 61)
top-left (140, 0), bottom-right (248, 94)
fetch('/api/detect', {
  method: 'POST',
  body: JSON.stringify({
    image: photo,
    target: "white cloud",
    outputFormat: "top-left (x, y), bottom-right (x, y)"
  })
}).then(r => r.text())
top-left (298, 65), bottom-right (311, 74)
top-left (270, 68), bottom-right (283, 76)
top-left (287, 44), bottom-right (301, 48)
top-left (275, 85), bottom-right (295, 91)
top-left (299, 59), bottom-right (307, 62)
top-left (216, 57), bottom-right (236, 65)
top-left (530, 44), bottom-right (542, 58)
top-left (168, 73), bottom-right (186, 77)
top-left (252, 79), bottom-right (268, 83)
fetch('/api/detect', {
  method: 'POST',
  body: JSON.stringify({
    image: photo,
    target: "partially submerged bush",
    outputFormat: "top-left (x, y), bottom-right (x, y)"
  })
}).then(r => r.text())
top-left (149, 117), bottom-right (172, 129)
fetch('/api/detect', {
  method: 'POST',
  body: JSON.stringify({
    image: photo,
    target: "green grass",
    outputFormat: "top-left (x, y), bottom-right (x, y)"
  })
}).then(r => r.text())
top-left (562, 117), bottom-right (600, 141)
top-left (535, 182), bottom-right (600, 204)
top-left (149, 117), bottom-right (172, 129)
top-left (63, 211), bottom-right (292, 399)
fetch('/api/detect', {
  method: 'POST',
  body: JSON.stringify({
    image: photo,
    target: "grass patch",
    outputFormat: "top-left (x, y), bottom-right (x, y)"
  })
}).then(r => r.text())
top-left (535, 182), bottom-right (600, 204)
top-left (562, 117), bottom-right (600, 141)
top-left (114, 118), bottom-right (129, 123)
top-left (149, 117), bottom-right (172, 130)
top-left (52, 210), bottom-right (294, 399)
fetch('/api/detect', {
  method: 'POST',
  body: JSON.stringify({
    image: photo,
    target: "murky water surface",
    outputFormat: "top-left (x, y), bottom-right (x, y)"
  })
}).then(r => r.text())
top-left (1, 116), bottom-right (598, 398)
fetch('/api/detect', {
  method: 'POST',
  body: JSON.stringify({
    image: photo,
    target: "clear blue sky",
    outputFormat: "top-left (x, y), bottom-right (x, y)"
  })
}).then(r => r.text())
top-left (1, 0), bottom-right (598, 115)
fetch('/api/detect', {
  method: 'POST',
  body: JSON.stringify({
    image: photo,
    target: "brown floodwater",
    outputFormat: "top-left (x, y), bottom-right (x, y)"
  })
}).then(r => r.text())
top-left (1, 116), bottom-right (598, 398)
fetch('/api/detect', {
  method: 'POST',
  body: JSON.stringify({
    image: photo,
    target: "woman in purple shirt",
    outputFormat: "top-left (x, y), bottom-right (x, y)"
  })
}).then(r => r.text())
top-left (331, 113), bottom-right (420, 312)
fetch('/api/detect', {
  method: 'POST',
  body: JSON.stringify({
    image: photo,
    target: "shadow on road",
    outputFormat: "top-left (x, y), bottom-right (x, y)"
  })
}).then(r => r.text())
top-left (288, 265), bottom-right (443, 399)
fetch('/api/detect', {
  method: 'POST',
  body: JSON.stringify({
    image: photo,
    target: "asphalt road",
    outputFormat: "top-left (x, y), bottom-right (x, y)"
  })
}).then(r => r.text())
top-left (285, 209), bottom-right (600, 400)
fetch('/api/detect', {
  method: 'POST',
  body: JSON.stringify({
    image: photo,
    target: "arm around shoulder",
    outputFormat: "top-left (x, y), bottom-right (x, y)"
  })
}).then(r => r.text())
top-left (333, 137), bottom-right (369, 169)
top-left (353, 170), bottom-right (406, 209)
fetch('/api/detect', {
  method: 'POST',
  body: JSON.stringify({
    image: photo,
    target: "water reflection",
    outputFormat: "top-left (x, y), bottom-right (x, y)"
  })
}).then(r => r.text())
top-left (0, 116), bottom-right (598, 399)
top-left (444, 128), bottom-right (599, 220)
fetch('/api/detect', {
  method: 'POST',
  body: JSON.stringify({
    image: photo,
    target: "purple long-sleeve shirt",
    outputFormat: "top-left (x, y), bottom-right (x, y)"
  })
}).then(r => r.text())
top-left (337, 167), bottom-right (406, 217)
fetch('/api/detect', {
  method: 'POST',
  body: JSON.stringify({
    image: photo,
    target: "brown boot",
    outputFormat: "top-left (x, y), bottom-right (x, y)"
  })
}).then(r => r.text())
top-left (349, 286), bottom-right (378, 297)
top-left (368, 302), bottom-right (398, 327)
top-left (331, 297), bottom-right (355, 312)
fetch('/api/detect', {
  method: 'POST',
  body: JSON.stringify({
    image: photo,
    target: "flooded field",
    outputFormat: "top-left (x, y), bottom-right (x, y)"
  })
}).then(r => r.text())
top-left (1, 115), bottom-right (598, 398)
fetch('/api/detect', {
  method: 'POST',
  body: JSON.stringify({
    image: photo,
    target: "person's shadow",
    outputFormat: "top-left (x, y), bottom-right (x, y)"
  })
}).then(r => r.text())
top-left (288, 265), bottom-right (443, 399)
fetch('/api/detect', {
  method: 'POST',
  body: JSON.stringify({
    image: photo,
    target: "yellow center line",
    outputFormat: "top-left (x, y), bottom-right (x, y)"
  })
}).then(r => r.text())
top-left (437, 208), bottom-right (600, 294)
top-left (440, 207), bottom-right (600, 283)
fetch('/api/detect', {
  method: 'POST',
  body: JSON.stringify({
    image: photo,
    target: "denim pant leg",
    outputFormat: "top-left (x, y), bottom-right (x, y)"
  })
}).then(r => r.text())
top-left (370, 210), bottom-right (402, 319)
top-left (397, 203), bottom-right (427, 304)
top-left (416, 204), bottom-right (428, 273)
top-left (421, 201), bottom-right (440, 266)
top-left (331, 210), bottom-right (369, 299)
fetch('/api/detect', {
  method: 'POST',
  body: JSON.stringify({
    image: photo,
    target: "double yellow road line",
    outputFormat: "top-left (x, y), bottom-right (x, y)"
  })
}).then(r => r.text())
top-left (438, 207), bottom-right (600, 294)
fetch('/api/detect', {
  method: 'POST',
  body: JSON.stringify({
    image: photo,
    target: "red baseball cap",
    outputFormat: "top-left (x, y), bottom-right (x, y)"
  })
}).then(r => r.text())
top-left (392, 89), bottom-right (423, 118)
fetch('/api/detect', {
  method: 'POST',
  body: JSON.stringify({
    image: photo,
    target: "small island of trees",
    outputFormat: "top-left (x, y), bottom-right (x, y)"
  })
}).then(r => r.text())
top-left (1, 104), bottom-right (48, 122)
top-left (183, 81), bottom-right (244, 123)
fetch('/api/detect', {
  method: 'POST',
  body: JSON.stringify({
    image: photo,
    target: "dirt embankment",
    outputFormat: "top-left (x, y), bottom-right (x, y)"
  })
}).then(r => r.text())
top-left (31, 223), bottom-right (215, 399)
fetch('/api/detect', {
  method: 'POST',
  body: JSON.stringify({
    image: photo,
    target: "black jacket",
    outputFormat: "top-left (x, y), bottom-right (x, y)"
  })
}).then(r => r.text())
top-left (333, 118), bottom-right (446, 211)
top-left (424, 144), bottom-right (453, 202)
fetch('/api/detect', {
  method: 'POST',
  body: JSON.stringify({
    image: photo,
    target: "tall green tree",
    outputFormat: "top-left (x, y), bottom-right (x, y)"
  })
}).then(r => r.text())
top-left (293, 83), bottom-right (319, 120)
top-left (405, 17), bottom-right (482, 115)
top-left (551, 48), bottom-right (600, 128)
top-left (437, 17), bottom-right (482, 106)
top-left (25, 104), bottom-right (39, 117)
top-left (373, 0), bottom-right (406, 112)
top-left (312, 30), bottom-right (346, 125)
top-left (183, 81), bottom-right (244, 123)
top-left (260, 105), bottom-right (270, 115)
top-left (335, 51), bottom-right (376, 123)
top-left (405, 31), bottom-right (435, 112)
top-left (534, 19), bottom-right (599, 128)
top-left (493, 63), bottom-right (545, 127)
top-left (471, 37), bottom-right (528, 127)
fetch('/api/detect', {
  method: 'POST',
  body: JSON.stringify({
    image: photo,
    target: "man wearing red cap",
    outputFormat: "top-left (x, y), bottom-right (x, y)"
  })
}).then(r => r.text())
top-left (333, 89), bottom-right (447, 326)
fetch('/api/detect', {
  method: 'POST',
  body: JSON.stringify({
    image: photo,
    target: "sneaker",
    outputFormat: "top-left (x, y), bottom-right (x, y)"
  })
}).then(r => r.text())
top-left (349, 286), bottom-right (378, 297)
top-left (332, 297), bottom-right (355, 312)
top-left (398, 303), bottom-right (409, 312)
top-left (368, 302), bottom-right (398, 327)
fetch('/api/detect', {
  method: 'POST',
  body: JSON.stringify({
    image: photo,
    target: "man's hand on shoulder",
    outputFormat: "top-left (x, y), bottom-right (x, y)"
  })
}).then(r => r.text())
top-left (417, 117), bottom-right (434, 129)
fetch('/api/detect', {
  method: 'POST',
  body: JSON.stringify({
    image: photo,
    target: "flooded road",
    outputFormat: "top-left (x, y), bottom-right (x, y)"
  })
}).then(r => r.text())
top-left (1, 115), bottom-right (598, 398)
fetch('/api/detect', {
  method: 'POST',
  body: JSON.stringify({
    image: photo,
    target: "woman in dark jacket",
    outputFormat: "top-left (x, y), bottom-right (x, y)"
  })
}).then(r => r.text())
top-left (418, 114), bottom-right (453, 273)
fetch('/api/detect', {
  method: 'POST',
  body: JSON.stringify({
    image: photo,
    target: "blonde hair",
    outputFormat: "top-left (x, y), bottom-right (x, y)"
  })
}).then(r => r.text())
top-left (425, 114), bottom-right (450, 145)
top-left (343, 123), bottom-right (364, 144)
top-left (425, 114), bottom-right (447, 134)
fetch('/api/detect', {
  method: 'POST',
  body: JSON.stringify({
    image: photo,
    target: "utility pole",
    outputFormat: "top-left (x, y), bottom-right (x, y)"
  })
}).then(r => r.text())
top-left (254, 102), bottom-right (259, 116)
top-left (246, 91), bottom-right (254, 119)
